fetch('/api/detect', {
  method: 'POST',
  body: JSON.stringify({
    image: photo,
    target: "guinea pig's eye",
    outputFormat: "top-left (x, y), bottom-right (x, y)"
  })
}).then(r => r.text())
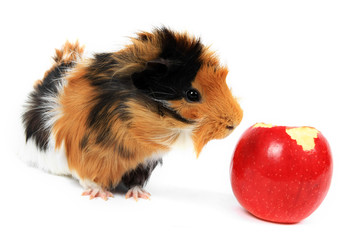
top-left (185, 89), bottom-right (201, 103)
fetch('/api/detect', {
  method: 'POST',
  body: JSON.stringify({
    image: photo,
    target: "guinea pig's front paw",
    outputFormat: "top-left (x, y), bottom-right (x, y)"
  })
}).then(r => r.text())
top-left (125, 186), bottom-right (151, 201)
top-left (82, 188), bottom-right (114, 201)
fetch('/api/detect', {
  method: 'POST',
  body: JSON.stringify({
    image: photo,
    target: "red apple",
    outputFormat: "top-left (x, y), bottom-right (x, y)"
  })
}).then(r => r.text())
top-left (231, 123), bottom-right (333, 223)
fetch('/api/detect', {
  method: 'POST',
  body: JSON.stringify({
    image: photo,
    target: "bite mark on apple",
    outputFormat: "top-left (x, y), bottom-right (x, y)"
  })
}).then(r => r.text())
top-left (285, 127), bottom-right (319, 151)
top-left (253, 123), bottom-right (273, 128)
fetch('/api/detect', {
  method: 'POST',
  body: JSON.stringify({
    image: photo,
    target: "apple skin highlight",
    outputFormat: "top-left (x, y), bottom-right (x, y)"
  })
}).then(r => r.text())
top-left (231, 123), bottom-right (333, 223)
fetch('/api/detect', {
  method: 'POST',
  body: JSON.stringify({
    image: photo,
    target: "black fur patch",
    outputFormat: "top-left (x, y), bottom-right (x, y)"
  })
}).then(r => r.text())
top-left (80, 133), bottom-right (89, 150)
top-left (132, 28), bottom-right (203, 101)
top-left (87, 90), bottom-right (134, 128)
top-left (121, 159), bottom-right (162, 188)
top-left (114, 140), bottom-right (135, 160)
top-left (23, 62), bottom-right (74, 151)
top-left (86, 53), bottom-right (118, 84)
top-left (157, 103), bottom-right (194, 124)
top-left (95, 126), bottom-right (111, 145)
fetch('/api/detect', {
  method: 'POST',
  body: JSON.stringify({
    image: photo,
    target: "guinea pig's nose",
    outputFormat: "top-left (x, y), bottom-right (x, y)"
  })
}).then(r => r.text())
top-left (226, 125), bottom-right (235, 131)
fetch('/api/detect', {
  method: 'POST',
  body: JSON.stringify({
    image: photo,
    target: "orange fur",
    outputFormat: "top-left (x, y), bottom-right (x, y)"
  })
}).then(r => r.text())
top-left (53, 40), bottom-right (84, 64)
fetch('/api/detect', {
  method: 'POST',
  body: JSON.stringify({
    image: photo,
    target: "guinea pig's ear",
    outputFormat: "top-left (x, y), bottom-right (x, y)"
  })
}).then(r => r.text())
top-left (131, 58), bottom-right (169, 91)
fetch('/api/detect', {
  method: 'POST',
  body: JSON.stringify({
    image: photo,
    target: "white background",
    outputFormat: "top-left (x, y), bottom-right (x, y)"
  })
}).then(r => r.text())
top-left (1, 0), bottom-right (359, 239)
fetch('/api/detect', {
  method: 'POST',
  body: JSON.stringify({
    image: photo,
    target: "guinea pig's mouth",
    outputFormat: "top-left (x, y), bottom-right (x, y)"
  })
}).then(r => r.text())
top-left (217, 127), bottom-right (234, 139)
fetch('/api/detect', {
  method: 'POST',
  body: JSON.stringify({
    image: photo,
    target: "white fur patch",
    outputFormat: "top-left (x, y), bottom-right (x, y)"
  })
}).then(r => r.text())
top-left (143, 127), bottom-right (195, 164)
top-left (20, 133), bottom-right (70, 175)
top-left (170, 127), bottom-right (195, 152)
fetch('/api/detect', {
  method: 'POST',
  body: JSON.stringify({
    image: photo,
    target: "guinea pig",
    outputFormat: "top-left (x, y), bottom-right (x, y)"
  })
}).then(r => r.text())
top-left (22, 27), bottom-right (243, 200)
